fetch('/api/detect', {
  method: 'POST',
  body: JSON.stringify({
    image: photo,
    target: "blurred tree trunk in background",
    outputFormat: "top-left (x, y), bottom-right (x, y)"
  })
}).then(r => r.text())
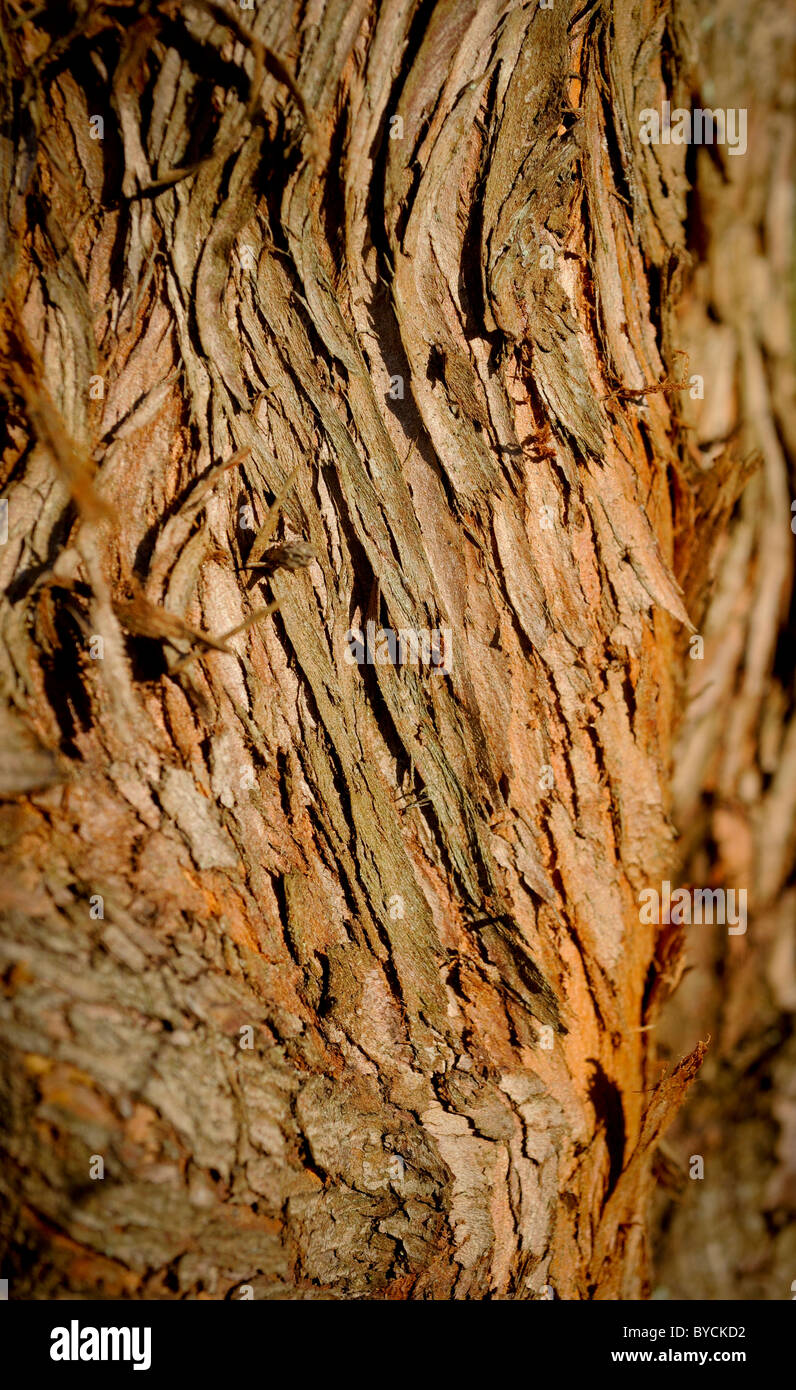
top-left (0, 0), bottom-right (790, 1300)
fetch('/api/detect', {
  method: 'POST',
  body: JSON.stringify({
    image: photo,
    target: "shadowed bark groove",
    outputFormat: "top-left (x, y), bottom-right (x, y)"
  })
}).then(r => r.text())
top-left (0, 0), bottom-right (785, 1300)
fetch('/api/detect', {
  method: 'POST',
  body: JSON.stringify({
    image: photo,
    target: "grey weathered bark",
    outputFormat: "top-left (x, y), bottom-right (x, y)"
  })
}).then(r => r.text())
top-left (0, 0), bottom-right (786, 1300)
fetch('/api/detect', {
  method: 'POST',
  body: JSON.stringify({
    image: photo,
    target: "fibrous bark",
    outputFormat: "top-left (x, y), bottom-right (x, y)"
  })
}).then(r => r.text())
top-left (651, 0), bottom-right (796, 1302)
top-left (0, 0), bottom-right (782, 1300)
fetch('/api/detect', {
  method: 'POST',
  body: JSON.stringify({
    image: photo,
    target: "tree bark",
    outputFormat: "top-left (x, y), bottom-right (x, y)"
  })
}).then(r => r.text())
top-left (0, 0), bottom-right (779, 1300)
top-left (650, 0), bottom-right (796, 1302)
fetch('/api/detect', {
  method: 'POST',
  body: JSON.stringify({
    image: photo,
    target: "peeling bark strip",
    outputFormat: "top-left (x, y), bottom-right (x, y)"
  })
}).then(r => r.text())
top-left (0, 0), bottom-right (761, 1300)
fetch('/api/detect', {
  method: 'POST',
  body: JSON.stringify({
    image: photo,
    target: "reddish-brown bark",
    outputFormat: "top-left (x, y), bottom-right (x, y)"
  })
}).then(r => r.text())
top-left (0, 0), bottom-right (791, 1301)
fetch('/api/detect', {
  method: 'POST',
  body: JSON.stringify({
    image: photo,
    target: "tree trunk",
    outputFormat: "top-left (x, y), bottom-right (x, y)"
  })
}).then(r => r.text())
top-left (650, 0), bottom-right (796, 1302)
top-left (0, 0), bottom-right (780, 1301)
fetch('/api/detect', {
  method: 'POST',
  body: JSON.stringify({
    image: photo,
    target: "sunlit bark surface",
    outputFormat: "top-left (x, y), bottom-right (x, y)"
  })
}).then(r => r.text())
top-left (0, 0), bottom-right (790, 1300)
